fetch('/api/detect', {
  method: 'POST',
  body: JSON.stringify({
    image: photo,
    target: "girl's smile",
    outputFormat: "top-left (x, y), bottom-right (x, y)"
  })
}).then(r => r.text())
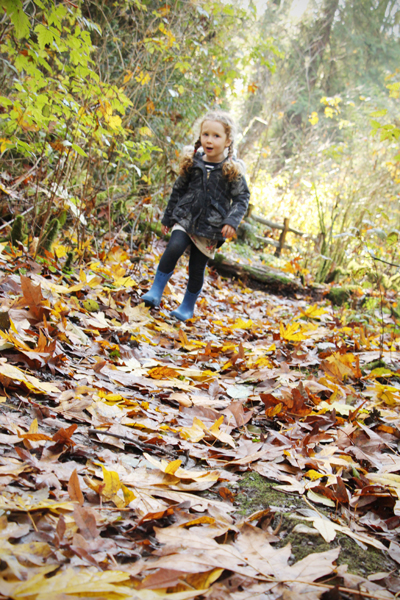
top-left (200, 120), bottom-right (230, 163)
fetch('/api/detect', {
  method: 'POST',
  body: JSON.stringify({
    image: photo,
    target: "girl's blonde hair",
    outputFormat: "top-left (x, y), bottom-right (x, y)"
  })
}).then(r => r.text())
top-left (179, 111), bottom-right (242, 181)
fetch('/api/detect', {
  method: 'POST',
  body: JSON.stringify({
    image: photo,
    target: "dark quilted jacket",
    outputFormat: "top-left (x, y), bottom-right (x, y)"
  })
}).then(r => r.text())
top-left (161, 152), bottom-right (250, 242)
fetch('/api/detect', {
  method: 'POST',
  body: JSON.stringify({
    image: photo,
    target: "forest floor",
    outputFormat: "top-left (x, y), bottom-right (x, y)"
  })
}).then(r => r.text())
top-left (0, 237), bottom-right (400, 600)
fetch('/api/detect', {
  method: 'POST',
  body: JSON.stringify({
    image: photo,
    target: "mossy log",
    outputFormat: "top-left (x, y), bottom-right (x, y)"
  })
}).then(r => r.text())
top-left (209, 253), bottom-right (304, 295)
top-left (327, 285), bottom-right (361, 306)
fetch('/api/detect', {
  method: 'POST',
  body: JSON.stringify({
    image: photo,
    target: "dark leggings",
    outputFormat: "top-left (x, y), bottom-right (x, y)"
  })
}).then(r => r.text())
top-left (158, 230), bottom-right (208, 294)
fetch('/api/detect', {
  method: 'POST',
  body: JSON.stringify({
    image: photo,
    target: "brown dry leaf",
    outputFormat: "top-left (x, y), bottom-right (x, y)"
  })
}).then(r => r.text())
top-left (3, 224), bottom-right (400, 598)
top-left (68, 469), bottom-right (84, 505)
top-left (73, 505), bottom-right (99, 540)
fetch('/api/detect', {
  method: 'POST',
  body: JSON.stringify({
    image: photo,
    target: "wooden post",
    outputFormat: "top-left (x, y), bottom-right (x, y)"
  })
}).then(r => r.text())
top-left (275, 217), bottom-right (289, 257)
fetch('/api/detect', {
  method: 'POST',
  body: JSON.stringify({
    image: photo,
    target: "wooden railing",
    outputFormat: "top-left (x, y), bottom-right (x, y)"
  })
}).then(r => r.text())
top-left (243, 207), bottom-right (316, 257)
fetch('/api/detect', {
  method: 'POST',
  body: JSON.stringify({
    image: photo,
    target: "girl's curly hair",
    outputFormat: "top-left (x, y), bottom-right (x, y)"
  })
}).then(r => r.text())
top-left (179, 111), bottom-right (242, 181)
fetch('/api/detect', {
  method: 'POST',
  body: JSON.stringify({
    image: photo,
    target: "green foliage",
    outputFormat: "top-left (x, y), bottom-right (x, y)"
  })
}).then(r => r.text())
top-left (235, 0), bottom-right (400, 285)
top-left (0, 0), bottom-right (265, 254)
top-left (0, 0), bottom-right (30, 39)
top-left (58, 211), bottom-right (67, 227)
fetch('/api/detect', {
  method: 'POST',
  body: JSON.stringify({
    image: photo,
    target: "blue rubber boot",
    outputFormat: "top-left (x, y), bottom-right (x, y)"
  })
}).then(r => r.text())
top-left (142, 269), bottom-right (173, 308)
top-left (170, 289), bottom-right (202, 322)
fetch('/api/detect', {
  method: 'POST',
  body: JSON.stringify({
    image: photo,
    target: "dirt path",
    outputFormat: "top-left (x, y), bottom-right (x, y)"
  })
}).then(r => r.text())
top-left (0, 245), bottom-right (399, 599)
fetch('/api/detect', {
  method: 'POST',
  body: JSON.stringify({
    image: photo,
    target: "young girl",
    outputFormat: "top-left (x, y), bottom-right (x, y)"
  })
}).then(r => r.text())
top-left (142, 111), bottom-right (250, 321)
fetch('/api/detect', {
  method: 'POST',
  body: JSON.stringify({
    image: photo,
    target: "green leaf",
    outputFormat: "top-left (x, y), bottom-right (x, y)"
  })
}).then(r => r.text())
top-left (35, 24), bottom-right (55, 49)
top-left (47, 4), bottom-right (67, 28)
top-left (0, 96), bottom-right (12, 107)
top-left (1, 0), bottom-right (30, 38)
top-left (387, 231), bottom-right (399, 246)
top-left (369, 109), bottom-right (387, 118)
top-left (369, 120), bottom-right (381, 129)
top-left (72, 143), bottom-right (88, 157)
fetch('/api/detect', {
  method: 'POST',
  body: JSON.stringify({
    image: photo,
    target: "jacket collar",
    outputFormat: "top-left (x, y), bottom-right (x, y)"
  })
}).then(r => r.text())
top-left (193, 151), bottom-right (227, 171)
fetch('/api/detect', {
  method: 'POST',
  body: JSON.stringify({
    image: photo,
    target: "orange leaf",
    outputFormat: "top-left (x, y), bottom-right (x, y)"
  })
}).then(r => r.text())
top-left (19, 433), bottom-right (52, 441)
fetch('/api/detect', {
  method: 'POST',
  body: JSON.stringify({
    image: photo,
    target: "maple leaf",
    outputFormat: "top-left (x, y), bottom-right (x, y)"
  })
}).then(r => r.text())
top-left (299, 304), bottom-right (328, 319)
top-left (280, 321), bottom-right (307, 341)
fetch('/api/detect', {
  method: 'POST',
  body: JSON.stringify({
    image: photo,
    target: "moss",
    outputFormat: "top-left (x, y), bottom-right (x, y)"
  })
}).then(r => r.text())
top-left (327, 286), bottom-right (352, 306)
top-left (231, 472), bottom-right (397, 577)
top-left (213, 252), bottom-right (226, 265)
top-left (243, 265), bottom-right (295, 286)
top-left (10, 215), bottom-right (26, 246)
top-left (63, 251), bottom-right (74, 271)
top-left (231, 472), bottom-right (305, 516)
top-left (281, 518), bottom-right (396, 576)
top-left (327, 284), bottom-right (367, 306)
top-left (41, 218), bottom-right (60, 252)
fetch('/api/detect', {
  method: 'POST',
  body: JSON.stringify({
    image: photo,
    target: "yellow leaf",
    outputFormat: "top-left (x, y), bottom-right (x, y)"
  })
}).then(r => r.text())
top-left (265, 402), bottom-right (283, 418)
top-left (101, 465), bottom-right (121, 499)
top-left (123, 70), bottom-right (133, 84)
top-left (325, 106), bottom-right (335, 118)
top-left (231, 318), bottom-right (253, 330)
top-left (280, 321), bottom-right (307, 341)
top-left (305, 469), bottom-right (325, 481)
top-left (300, 304), bottom-right (328, 319)
top-left (374, 382), bottom-right (400, 405)
top-left (186, 568), bottom-right (224, 591)
top-left (209, 415), bottom-right (235, 448)
top-left (248, 356), bottom-right (273, 369)
top-left (121, 484), bottom-right (136, 506)
top-left (113, 276), bottom-right (137, 288)
top-left (53, 244), bottom-right (68, 259)
top-left (2, 567), bottom-right (130, 598)
top-left (135, 71), bottom-right (151, 85)
top-left (0, 495), bottom-right (74, 513)
top-left (0, 363), bottom-right (60, 395)
top-left (138, 126), bottom-right (153, 136)
top-left (179, 419), bottom-right (206, 443)
top-left (165, 459), bottom-right (182, 475)
top-left (0, 139), bottom-right (13, 154)
top-left (107, 115), bottom-right (122, 130)
top-left (325, 352), bottom-right (358, 381)
top-left (29, 418), bottom-right (38, 434)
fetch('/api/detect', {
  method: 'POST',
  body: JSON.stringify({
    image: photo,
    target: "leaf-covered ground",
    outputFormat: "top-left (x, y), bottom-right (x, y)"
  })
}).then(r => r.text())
top-left (0, 240), bottom-right (400, 600)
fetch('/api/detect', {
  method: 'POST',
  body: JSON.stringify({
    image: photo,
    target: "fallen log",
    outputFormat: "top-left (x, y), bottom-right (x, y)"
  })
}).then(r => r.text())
top-left (208, 253), bottom-right (304, 295)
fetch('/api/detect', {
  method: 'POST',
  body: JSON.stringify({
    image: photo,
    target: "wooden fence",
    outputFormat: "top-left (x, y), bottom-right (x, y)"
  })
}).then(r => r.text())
top-left (244, 206), bottom-right (316, 257)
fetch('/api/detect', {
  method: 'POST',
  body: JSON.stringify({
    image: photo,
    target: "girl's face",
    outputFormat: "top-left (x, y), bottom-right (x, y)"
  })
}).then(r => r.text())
top-left (200, 120), bottom-right (231, 163)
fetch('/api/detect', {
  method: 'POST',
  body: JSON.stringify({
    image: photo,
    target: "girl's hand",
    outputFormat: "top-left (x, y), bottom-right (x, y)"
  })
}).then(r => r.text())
top-left (161, 225), bottom-right (169, 236)
top-left (221, 224), bottom-right (236, 239)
